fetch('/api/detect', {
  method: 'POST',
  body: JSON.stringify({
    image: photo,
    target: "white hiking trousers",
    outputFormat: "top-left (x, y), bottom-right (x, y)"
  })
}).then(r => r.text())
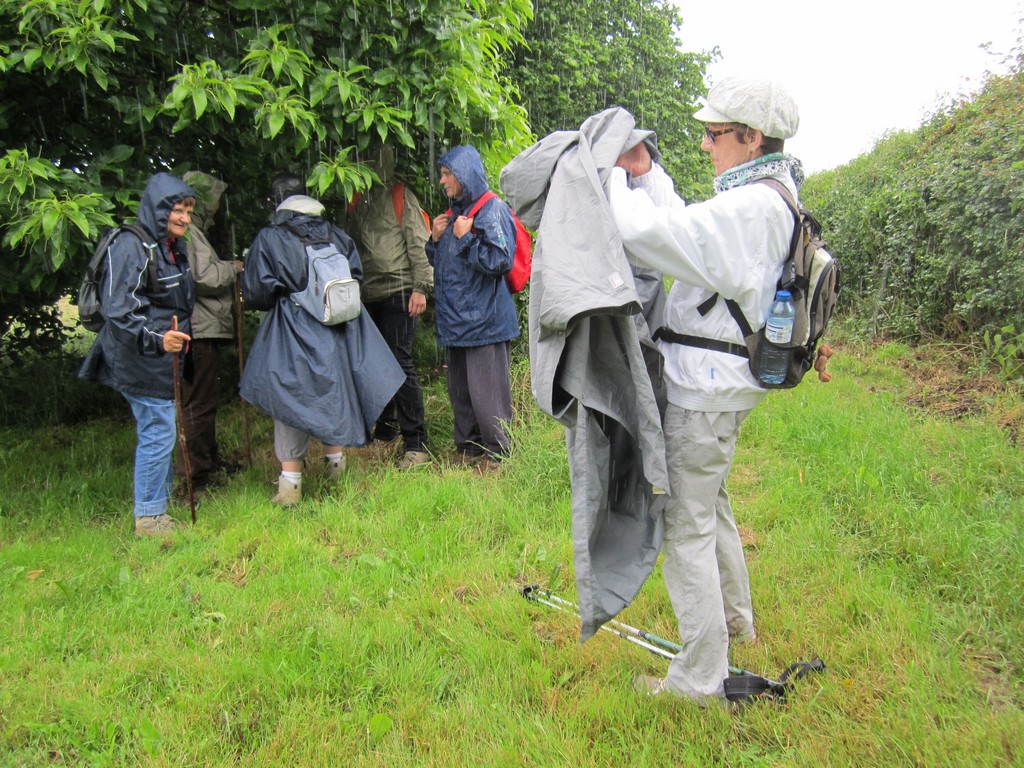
top-left (661, 404), bottom-right (755, 703)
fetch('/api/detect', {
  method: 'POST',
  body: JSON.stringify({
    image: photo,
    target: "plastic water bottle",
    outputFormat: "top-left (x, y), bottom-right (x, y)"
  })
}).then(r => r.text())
top-left (758, 290), bottom-right (795, 385)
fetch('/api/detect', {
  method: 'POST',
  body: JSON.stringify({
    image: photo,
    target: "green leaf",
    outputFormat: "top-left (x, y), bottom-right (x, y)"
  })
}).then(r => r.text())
top-left (192, 88), bottom-right (208, 118)
top-left (367, 713), bottom-right (393, 742)
top-left (267, 112), bottom-right (285, 138)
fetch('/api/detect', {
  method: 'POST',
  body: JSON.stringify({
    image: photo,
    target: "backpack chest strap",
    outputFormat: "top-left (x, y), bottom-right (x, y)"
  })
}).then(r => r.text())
top-left (652, 327), bottom-right (750, 359)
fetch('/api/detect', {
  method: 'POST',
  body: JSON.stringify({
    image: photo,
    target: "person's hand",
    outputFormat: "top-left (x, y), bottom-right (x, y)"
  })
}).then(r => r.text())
top-left (616, 142), bottom-right (653, 177)
top-left (431, 213), bottom-right (450, 242)
top-left (453, 215), bottom-right (473, 239)
top-left (233, 260), bottom-right (244, 274)
top-left (407, 290), bottom-right (427, 317)
top-left (163, 329), bottom-right (190, 354)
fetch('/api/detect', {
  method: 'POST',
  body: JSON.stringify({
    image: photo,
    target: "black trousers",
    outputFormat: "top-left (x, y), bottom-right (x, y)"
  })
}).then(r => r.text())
top-left (365, 291), bottom-right (428, 452)
top-left (175, 338), bottom-right (225, 484)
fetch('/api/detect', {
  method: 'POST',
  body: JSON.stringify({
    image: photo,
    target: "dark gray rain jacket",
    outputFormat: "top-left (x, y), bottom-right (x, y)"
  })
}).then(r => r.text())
top-left (239, 197), bottom-right (404, 446)
top-left (501, 108), bottom-right (669, 641)
top-left (78, 172), bottom-right (196, 399)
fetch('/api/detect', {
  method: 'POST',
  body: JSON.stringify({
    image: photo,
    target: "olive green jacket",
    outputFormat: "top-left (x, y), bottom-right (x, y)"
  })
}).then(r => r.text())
top-left (346, 146), bottom-right (433, 303)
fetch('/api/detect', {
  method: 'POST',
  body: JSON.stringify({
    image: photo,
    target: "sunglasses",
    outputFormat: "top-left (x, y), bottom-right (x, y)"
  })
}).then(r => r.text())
top-left (704, 126), bottom-right (737, 144)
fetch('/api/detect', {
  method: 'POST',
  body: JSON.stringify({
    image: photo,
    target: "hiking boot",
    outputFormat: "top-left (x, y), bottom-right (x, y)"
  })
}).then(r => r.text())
top-left (398, 450), bottom-right (430, 469)
top-left (272, 475), bottom-right (301, 507)
top-left (325, 454), bottom-right (348, 480)
top-left (134, 514), bottom-right (181, 537)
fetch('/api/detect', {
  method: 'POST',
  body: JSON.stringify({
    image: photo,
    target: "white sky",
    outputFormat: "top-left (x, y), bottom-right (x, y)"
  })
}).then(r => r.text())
top-left (672, 1), bottom-right (1023, 174)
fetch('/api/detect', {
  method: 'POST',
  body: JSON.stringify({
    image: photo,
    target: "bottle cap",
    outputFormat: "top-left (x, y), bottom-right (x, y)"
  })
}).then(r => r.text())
top-left (776, 290), bottom-right (792, 300)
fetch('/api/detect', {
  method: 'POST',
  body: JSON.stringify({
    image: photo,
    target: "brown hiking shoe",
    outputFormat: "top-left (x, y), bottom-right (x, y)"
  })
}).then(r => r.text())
top-left (134, 514), bottom-right (181, 537)
top-left (450, 452), bottom-right (484, 468)
top-left (476, 458), bottom-right (503, 476)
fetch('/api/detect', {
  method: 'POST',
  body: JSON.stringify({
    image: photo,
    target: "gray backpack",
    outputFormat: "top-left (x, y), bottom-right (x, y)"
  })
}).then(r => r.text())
top-left (654, 179), bottom-right (840, 388)
top-left (290, 240), bottom-right (361, 325)
top-left (76, 224), bottom-right (158, 332)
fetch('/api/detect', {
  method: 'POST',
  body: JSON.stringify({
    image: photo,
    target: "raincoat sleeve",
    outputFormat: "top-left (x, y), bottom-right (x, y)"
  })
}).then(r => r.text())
top-left (459, 197), bottom-right (515, 277)
top-left (332, 227), bottom-right (364, 282)
top-left (607, 167), bottom-right (774, 302)
top-left (241, 228), bottom-right (305, 311)
top-left (189, 227), bottom-right (236, 295)
top-left (400, 188), bottom-right (433, 294)
top-left (101, 233), bottom-right (169, 357)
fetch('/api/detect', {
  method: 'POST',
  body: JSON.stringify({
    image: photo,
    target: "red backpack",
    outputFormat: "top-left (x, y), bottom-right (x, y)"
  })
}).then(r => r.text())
top-left (452, 190), bottom-right (533, 293)
top-left (348, 183), bottom-right (431, 233)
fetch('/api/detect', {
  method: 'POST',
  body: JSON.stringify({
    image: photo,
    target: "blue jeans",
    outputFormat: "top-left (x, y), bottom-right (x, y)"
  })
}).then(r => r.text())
top-left (123, 393), bottom-right (177, 518)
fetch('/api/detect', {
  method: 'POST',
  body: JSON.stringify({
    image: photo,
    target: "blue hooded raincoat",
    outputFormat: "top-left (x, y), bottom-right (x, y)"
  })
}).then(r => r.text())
top-left (426, 145), bottom-right (519, 348)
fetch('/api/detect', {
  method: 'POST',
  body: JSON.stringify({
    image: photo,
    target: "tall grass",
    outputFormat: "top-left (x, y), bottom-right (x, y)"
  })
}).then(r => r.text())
top-left (1, 341), bottom-right (1022, 766)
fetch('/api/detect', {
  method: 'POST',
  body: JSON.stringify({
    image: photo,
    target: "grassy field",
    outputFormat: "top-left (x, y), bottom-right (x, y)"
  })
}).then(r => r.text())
top-left (1, 340), bottom-right (1022, 767)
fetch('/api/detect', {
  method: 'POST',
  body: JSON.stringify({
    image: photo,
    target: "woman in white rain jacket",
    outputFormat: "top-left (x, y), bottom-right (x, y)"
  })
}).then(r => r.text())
top-left (608, 76), bottom-right (804, 705)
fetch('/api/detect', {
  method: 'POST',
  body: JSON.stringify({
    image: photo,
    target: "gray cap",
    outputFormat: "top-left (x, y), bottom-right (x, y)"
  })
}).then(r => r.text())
top-left (693, 77), bottom-right (799, 140)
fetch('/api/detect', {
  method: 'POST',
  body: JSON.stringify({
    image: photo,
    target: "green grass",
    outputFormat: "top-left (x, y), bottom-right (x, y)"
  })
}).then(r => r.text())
top-left (1, 344), bottom-right (1022, 766)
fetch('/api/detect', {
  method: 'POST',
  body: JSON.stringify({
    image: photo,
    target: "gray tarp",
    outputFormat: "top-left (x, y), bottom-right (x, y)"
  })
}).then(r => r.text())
top-left (501, 108), bottom-right (669, 641)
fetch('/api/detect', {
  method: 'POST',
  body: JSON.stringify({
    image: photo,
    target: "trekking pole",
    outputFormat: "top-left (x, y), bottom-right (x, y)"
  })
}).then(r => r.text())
top-left (234, 274), bottom-right (252, 467)
top-left (171, 316), bottom-right (197, 524)
top-left (522, 584), bottom-right (749, 677)
top-left (524, 584), bottom-right (676, 659)
top-left (527, 585), bottom-right (683, 655)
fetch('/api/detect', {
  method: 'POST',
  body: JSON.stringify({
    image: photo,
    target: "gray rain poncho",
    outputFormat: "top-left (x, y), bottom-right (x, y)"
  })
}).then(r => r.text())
top-left (501, 108), bottom-right (669, 641)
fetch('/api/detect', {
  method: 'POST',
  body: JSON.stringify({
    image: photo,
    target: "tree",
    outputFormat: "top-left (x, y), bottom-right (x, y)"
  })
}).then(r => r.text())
top-left (509, 0), bottom-right (713, 202)
top-left (801, 61), bottom-right (1024, 341)
top-left (0, 0), bottom-right (533, 355)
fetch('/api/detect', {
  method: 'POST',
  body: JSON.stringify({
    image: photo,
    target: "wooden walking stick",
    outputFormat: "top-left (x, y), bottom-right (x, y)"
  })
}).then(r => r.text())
top-left (235, 274), bottom-right (252, 466)
top-left (171, 316), bottom-right (197, 523)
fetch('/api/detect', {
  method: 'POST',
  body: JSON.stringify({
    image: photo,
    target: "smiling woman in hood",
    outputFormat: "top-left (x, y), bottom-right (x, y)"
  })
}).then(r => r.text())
top-left (78, 171), bottom-right (197, 537)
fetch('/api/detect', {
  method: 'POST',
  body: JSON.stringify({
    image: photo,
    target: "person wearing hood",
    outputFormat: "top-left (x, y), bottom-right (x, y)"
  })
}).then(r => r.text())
top-left (426, 145), bottom-right (519, 471)
top-left (345, 144), bottom-right (433, 470)
top-left (78, 172), bottom-right (197, 537)
top-left (175, 171), bottom-right (244, 493)
top-left (240, 173), bottom-right (404, 506)
top-left (608, 77), bottom-right (803, 705)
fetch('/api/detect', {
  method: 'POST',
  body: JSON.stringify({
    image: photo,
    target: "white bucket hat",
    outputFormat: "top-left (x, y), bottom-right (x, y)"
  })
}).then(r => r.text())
top-left (693, 77), bottom-right (799, 140)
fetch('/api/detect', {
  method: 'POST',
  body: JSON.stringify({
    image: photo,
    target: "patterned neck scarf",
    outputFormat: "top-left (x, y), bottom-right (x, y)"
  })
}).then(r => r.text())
top-left (714, 152), bottom-right (805, 195)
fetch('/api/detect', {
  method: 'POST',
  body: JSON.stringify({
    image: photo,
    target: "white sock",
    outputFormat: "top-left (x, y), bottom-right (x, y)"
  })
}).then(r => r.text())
top-left (281, 470), bottom-right (302, 484)
top-left (324, 452), bottom-right (343, 464)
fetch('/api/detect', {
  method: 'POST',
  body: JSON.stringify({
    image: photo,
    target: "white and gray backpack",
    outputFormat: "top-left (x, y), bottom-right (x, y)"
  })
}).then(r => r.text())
top-left (290, 239), bottom-right (361, 326)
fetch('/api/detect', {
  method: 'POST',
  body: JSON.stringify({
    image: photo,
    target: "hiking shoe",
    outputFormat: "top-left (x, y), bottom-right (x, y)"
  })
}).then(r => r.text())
top-left (325, 454), bottom-right (348, 480)
top-left (398, 450), bottom-right (430, 469)
top-left (451, 451), bottom-right (484, 468)
top-left (729, 628), bottom-right (758, 646)
top-left (633, 675), bottom-right (666, 696)
top-left (134, 514), bottom-right (181, 537)
top-left (476, 458), bottom-right (503, 476)
top-left (272, 476), bottom-right (301, 507)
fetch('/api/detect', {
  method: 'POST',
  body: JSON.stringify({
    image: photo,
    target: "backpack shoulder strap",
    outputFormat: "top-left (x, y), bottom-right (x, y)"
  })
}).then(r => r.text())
top-left (466, 190), bottom-right (498, 219)
top-left (754, 178), bottom-right (802, 257)
top-left (391, 183), bottom-right (405, 226)
top-left (346, 192), bottom-right (363, 218)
